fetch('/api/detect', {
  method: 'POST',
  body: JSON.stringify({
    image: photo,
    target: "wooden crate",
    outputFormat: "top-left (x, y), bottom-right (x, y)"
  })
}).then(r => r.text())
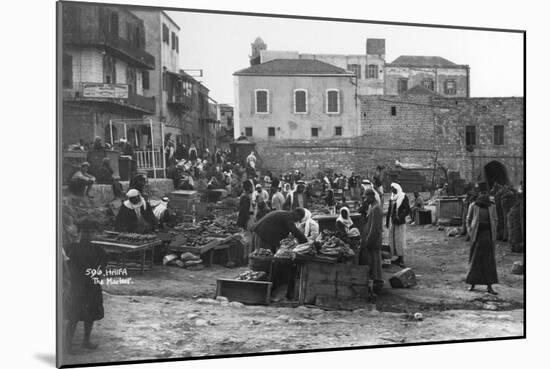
top-left (298, 261), bottom-right (369, 305)
top-left (216, 279), bottom-right (272, 305)
top-left (437, 198), bottom-right (463, 220)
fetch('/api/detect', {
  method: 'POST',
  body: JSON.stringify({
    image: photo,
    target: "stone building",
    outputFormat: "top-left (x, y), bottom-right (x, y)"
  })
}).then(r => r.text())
top-left (385, 55), bottom-right (470, 97)
top-left (61, 3), bottom-right (156, 147)
top-left (255, 37), bottom-right (468, 97)
top-left (233, 59), bottom-right (359, 142)
top-left (217, 104), bottom-right (235, 150)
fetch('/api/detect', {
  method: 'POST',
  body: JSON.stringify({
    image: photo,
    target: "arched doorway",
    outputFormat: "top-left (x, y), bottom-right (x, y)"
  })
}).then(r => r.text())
top-left (484, 161), bottom-right (509, 187)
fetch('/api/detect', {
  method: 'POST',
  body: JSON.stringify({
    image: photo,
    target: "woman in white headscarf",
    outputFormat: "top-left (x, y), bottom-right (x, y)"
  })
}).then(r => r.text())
top-left (297, 209), bottom-right (320, 241)
top-left (336, 207), bottom-right (360, 238)
top-left (386, 183), bottom-right (411, 267)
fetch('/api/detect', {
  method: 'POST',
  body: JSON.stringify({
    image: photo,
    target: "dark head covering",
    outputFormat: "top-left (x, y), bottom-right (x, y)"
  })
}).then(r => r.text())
top-left (477, 182), bottom-right (488, 193)
top-left (475, 194), bottom-right (492, 208)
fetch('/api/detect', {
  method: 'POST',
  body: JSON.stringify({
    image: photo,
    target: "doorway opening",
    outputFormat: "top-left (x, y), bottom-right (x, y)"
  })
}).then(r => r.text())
top-left (484, 161), bottom-right (509, 187)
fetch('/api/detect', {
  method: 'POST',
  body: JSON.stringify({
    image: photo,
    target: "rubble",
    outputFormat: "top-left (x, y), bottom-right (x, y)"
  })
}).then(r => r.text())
top-left (511, 261), bottom-right (524, 275)
top-left (196, 298), bottom-right (220, 305)
top-left (389, 268), bottom-right (417, 288)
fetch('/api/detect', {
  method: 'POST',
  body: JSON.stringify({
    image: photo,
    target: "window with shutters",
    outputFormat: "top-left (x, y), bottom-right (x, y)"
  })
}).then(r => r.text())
top-left (347, 64), bottom-right (361, 79)
top-left (311, 128), bottom-right (319, 137)
top-left (268, 127), bottom-right (275, 137)
top-left (466, 126), bottom-right (476, 146)
top-left (255, 89), bottom-right (269, 114)
top-left (422, 78), bottom-right (435, 91)
top-left (294, 89), bottom-right (307, 114)
top-left (335, 126), bottom-right (342, 136)
top-left (326, 89), bottom-right (339, 114)
top-left (397, 78), bottom-right (408, 94)
top-left (171, 32), bottom-right (176, 50)
top-left (494, 125), bottom-right (504, 145)
top-left (62, 53), bottom-right (73, 88)
top-left (142, 71), bottom-right (150, 90)
top-left (444, 79), bottom-right (457, 95)
top-left (175, 36), bottom-right (179, 53)
top-left (109, 12), bottom-right (119, 37)
top-left (103, 55), bottom-right (116, 84)
top-left (162, 23), bottom-right (169, 44)
top-left (245, 127), bottom-right (253, 137)
top-left (367, 64), bottom-right (378, 79)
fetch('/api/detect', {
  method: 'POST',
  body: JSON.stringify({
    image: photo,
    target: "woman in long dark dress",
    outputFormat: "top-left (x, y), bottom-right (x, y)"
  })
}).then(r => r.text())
top-left (64, 219), bottom-right (107, 354)
top-left (466, 194), bottom-right (499, 294)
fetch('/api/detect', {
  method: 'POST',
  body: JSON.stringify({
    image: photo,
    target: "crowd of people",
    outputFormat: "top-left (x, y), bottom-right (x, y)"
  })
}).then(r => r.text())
top-left (63, 135), bottom-right (525, 352)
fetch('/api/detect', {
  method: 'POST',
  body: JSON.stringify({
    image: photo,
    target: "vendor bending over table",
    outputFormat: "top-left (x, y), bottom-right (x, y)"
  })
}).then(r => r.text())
top-left (250, 208), bottom-right (308, 253)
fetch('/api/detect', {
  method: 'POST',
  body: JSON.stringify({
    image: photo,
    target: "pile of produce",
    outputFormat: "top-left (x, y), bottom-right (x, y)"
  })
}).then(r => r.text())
top-left (113, 233), bottom-right (157, 244)
top-left (163, 251), bottom-right (203, 269)
top-left (250, 248), bottom-right (273, 257)
top-left (293, 242), bottom-right (317, 256)
top-left (236, 270), bottom-right (268, 281)
top-left (173, 219), bottom-right (240, 238)
top-left (313, 230), bottom-right (356, 259)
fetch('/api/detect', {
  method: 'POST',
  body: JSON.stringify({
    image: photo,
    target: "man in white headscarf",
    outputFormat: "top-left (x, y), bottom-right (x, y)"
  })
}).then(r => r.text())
top-left (115, 189), bottom-right (156, 233)
top-left (386, 183), bottom-right (411, 267)
top-left (361, 179), bottom-right (381, 205)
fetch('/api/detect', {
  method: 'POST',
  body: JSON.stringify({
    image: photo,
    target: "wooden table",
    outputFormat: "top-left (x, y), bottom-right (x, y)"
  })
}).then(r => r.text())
top-left (91, 239), bottom-right (162, 273)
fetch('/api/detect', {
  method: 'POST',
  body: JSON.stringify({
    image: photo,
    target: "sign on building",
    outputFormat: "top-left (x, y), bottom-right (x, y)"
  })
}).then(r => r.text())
top-left (82, 83), bottom-right (129, 99)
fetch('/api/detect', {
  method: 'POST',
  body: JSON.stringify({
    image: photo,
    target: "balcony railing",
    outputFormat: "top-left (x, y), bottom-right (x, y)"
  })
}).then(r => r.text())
top-left (166, 93), bottom-right (193, 110)
top-left (63, 31), bottom-right (155, 69)
top-left (63, 82), bottom-right (155, 114)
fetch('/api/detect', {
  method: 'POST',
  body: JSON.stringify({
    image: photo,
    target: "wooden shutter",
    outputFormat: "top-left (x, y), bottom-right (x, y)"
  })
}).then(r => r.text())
top-left (339, 89), bottom-right (343, 114)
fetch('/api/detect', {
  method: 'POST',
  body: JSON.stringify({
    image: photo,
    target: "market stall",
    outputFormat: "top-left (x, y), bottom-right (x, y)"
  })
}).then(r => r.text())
top-left (92, 232), bottom-right (162, 273)
top-left (216, 229), bottom-right (370, 307)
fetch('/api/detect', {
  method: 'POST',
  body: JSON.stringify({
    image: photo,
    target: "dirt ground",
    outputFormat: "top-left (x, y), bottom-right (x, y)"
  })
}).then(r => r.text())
top-left (61, 224), bottom-right (525, 366)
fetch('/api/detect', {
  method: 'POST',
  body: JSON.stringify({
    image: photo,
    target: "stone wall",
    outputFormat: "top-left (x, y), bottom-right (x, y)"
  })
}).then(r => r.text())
top-left (255, 95), bottom-right (524, 189)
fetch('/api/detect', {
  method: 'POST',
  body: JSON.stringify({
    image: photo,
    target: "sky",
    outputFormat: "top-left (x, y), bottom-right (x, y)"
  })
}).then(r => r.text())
top-left (168, 10), bottom-right (524, 104)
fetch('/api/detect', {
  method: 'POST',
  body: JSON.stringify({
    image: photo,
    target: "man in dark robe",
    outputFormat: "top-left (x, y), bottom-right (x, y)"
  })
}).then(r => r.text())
top-left (95, 157), bottom-right (123, 198)
top-left (115, 189), bottom-right (156, 233)
top-left (64, 218), bottom-right (107, 354)
top-left (466, 193), bottom-right (498, 295)
top-left (358, 189), bottom-right (384, 295)
top-left (250, 208), bottom-right (308, 253)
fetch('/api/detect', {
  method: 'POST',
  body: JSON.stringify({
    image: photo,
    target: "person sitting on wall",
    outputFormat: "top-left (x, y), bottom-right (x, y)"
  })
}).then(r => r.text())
top-left (92, 136), bottom-right (105, 151)
top-left (115, 189), bottom-right (156, 234)
top-left (95, 157), bottom-right (123, 199)
top-left (69, 162), bottom-right (96, 199)
top-left (129, 171), bottom-right (148, 198)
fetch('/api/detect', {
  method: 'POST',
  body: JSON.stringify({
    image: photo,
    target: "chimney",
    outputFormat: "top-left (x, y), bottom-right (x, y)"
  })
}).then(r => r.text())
top-left (366, 38), bottom-right (385, 57)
